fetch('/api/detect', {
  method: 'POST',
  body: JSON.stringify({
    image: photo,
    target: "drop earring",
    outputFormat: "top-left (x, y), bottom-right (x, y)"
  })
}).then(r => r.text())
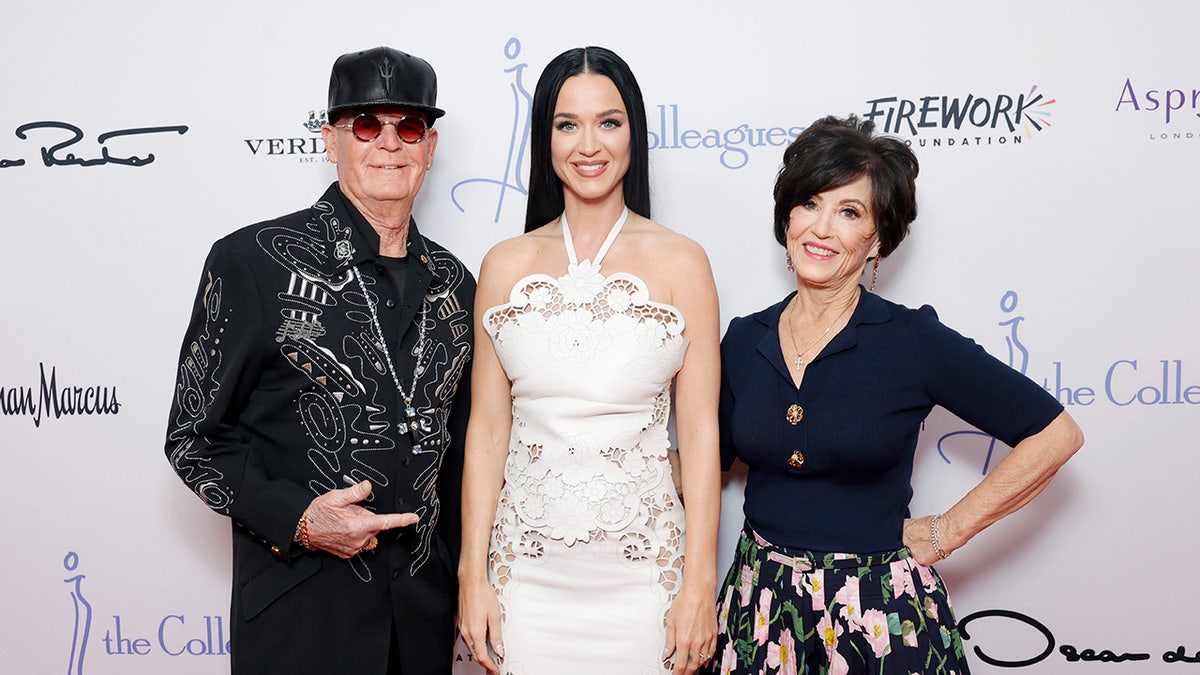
top-left (870, 257), bottom-right (880, 291)
top-left (786, 252), bottom-right (794, 272)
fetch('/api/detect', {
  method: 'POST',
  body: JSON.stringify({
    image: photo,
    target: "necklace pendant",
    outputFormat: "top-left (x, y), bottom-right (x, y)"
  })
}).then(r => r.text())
top-left (398, 406), bottom-right (419, 434)
top-left (788, 450), bottom-right (806, 469)
top-left (795, 355), bottom-right (805, 369)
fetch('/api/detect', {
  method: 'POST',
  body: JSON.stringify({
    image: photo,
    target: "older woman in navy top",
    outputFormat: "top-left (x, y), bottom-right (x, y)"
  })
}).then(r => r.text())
top-left (706, 115), bottom-right (1083, 675)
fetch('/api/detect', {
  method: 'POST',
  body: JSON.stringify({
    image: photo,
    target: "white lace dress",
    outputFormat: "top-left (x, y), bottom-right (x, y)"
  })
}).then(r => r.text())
top-left (483, 210), bottom-right (690, 674)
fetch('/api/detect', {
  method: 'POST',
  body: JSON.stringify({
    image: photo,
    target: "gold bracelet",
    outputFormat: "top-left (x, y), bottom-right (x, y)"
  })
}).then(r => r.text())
top-left (930, 513), bottom-right (950, 560)
top-left (294, 513), bottom-right (317, 551)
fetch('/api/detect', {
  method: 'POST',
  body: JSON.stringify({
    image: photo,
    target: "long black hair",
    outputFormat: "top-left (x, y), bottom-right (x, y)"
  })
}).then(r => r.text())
top-left (524, 46), bottom-right (651, 233)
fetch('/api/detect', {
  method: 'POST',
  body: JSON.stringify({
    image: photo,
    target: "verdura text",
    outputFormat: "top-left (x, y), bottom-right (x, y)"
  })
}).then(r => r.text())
top-left (243, 137), bottom-right (326, 156)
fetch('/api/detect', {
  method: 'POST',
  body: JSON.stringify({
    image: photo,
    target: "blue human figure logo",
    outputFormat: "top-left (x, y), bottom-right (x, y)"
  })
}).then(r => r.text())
top-left (936, 291), bottom-right (1027, 475)
top-left (64, 551), bottom-right (92, 675)
top-left (451, 38), bottom-right (531, 223)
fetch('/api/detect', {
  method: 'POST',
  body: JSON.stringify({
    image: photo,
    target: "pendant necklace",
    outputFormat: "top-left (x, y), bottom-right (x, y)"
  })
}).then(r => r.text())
top-left (352, 265), bottom-right (432, 454)
top-left (784, 291), bottom-right (858, 370)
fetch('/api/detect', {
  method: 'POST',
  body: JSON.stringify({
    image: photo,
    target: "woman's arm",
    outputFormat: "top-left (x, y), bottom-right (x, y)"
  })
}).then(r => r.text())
top-left (457, 246), bottom-right (520, 675)
top-left (663, 237), bottom-right (722, 674)
top-left (905, 410), bottom-right (1084, 564)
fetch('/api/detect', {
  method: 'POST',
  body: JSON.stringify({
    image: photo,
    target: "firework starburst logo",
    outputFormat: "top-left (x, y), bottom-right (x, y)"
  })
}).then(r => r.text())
top-left (1019, 85), bottom-right (1056, 136)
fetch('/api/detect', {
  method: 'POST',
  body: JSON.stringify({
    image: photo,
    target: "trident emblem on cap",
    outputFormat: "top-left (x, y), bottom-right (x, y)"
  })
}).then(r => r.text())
top-left (376, 58), bottom-right (396, 96)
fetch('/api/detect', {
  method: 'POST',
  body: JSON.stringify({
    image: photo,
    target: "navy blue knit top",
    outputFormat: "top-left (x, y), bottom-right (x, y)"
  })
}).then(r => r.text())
top-left (719, 288), bottom-right (1063, 553)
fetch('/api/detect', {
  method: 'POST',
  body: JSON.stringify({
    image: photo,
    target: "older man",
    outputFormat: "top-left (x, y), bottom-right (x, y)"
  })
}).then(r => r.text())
top-left (166, 46), bottom-right (473, 674)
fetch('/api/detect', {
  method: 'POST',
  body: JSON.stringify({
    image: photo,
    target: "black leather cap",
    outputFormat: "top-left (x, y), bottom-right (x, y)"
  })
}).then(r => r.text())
top-left (327, 47), bottom-right (445, 123)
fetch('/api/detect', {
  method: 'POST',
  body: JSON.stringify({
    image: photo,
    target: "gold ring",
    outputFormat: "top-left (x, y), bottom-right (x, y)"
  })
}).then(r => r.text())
top-left (363, 536), bottom-right (379, 552)
top-left (700, 652), bottom-right (711, 660)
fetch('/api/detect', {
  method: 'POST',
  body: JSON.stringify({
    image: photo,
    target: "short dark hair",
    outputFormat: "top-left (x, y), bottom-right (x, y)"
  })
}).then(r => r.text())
top-left (525, 46), bottom-right (651, 233)
top-left (773, 115), bottom-right (918, 258)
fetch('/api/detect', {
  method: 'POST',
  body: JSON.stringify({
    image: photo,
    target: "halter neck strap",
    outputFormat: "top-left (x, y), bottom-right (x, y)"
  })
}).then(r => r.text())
top-left (561, 207), bottom-right (629, 267)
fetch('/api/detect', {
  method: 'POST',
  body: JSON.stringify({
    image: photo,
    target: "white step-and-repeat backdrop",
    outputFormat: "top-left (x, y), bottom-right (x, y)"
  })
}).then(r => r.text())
top-left (3, 1), bottom-right (1197, 673)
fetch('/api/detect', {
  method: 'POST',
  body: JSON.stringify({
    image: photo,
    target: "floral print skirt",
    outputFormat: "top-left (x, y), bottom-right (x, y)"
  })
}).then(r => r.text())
top-left (705, 526), bottom-right (969, 675)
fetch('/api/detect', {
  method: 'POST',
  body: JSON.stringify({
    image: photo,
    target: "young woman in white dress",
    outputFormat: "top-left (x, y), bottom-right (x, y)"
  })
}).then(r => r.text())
top-left (458, 46), bottom-right (721, 675)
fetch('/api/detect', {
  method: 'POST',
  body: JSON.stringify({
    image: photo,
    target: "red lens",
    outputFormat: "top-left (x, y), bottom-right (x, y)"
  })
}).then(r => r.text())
top-left (351, 114), bottom-right (383, 141)
top-left (394, 118), bottom-right (427, 143)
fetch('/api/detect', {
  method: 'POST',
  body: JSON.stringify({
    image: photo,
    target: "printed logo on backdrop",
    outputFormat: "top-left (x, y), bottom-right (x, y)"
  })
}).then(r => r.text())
top-left (0, 363), bottom-right (120, 427)
top-left (862, 86), bottom-right (1055, 149)
top-left (60, 551), bottom-right (230, 672)
top-left (0, 121), bottom-right (188, 169)
top-left (451, 38), bottom-right (807, 223)
top-left (1114, 78), bottom-right (1200, 142)
top-left (932, 290), bottom-right (1197, 475)
top-left (452, 38), bottom-right (532, 223)
top-left (243, 109), bottom-right (329, 163)
top-left (957, 607), bottom-right (1200, 667)
top-left (649, 104), bottom-right (805, 169)
top-left (64, 552), bottom-right (92, 674)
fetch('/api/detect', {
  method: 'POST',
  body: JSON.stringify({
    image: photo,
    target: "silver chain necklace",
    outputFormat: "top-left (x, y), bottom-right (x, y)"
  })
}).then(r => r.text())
top-left (784, 291), bottom-right (858, 369)
top-left (352, 264), bottom-right (432, 454)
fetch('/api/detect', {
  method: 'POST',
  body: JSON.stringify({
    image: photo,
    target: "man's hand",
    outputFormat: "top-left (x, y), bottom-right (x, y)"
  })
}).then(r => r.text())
top-left (300, 480), bottom-right (418, 558)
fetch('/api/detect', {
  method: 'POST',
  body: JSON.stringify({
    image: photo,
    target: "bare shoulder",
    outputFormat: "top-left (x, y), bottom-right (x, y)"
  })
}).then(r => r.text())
top-left (477, 234), bottom-right (534, 298)
top-left (619, 215), bottom-right (716, 312)
top-left (477, 225), bottom-right (565, 304)
top-left (627, 214), bottom-right (713, 275)
top-left (483, 226), bottom-right (553, 272)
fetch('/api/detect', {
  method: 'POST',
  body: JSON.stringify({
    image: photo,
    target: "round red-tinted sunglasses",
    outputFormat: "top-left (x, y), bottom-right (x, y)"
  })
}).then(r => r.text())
top-left (335, 113), bottom-right (428, 143)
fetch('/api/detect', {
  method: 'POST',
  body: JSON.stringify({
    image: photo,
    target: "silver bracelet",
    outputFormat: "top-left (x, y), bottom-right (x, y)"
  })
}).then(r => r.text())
top-left (930, 513), bottom-right (950, 560)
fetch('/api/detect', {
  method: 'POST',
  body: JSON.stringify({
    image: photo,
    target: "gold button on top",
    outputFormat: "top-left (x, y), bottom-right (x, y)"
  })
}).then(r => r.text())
top-left (786, 404), bottom-right (804, 425)
top-left (788, 450), bottom-right (806, 469)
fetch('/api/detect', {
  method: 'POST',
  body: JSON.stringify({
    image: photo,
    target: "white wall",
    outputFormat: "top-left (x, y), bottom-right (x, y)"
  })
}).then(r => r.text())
top-left (2, 1), bottom-right (1198, 673)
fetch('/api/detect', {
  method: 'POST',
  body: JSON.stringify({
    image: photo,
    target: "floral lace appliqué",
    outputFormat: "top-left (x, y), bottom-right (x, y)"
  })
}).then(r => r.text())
top-left (485, 264), bottom-right (689, 596)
